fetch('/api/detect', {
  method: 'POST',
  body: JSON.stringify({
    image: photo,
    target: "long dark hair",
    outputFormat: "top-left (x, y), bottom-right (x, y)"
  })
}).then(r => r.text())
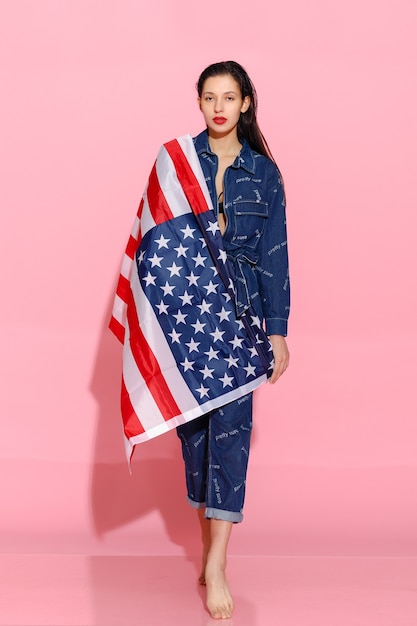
top-left (196, 60), bottom-right (276, 164)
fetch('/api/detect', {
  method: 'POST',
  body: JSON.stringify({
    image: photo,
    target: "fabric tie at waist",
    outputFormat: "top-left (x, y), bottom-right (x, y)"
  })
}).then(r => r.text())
top-left (226, 250), bottom-right (258, 317)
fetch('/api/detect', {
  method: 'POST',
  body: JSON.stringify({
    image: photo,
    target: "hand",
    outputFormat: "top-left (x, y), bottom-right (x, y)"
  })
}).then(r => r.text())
top-left (268, 335), bottom-right (290, 384)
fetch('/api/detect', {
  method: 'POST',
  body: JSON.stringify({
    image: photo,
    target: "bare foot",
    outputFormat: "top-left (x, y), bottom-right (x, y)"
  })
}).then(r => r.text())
top-left (205, 559), bottom-right (234, 619)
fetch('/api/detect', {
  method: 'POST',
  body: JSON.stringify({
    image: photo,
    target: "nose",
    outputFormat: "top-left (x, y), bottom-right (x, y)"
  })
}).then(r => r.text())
top-left (214, 98), bottom-right (223, 113)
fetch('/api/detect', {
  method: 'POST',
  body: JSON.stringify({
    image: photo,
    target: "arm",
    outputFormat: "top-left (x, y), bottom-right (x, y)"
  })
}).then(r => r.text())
top-left (258, 163), bottom-right (290, 383)
top-left (269, 334), bottom-right (290, 383)
top-left (256, 162), bottom-right (290, 337)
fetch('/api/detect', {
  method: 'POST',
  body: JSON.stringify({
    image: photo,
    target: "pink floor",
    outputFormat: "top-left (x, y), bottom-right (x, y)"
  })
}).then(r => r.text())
top-left (0, 555), bottom-right (416, 625)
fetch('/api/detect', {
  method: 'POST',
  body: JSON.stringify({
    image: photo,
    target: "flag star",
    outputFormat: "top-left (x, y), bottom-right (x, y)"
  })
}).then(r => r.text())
top-left (200, 365), bottom-right (215, 380)
top-left (143, 272), bottom-right (156, 286)
top-left (205, 346), bottom-right (220, 361)
top-left (244, 363), bottom-right (257, 378)
top-left (172, 310), bottom-right (188, 325)
top-left (191, 319), bottom-right (206, 334)
top-left (160, 281), bottom-right (175, 296)
top-left (174, 243), bottom-right (189, 258)
top-left (199, 237), bottom-right (207, 248)
top-left (250, 315), bottom-right (261, 328)
top-left (180, 358), bottom-right (195, 372)
top-left (186, 271), bottom-right (199, 286)
top-left (255, 333), bottom-right (263, 345)
top-left (137, 250), bottom-right (145, 263)
top-left (222, 291), bottom-right (232, 302)
top-left (192, 252), bottom-right (207, 267)
top-left (167, 262), bottom-right (182, 277)
top-left (168, 329), bottom-right (182, 344)
top-left (249, 346), bottom-right (258, 358)
top-left (186, 337), bottom-right (201, 353)
top-left (196, 384), bottom-right (210, 399)
top-left (198, 299), bottom-right (212, 314)
top-left (229, 335), bottom-right (245, 350)
top-left (180, 224), bottom-right (196, 239)
top-left (219, 372), bottom-right (234, 388)
top-left (210, 327), bottom-right (225, 342)
top-left (218, 249), bottom-right (228, 263)
top-left (155, 300), bottom-right (169, 314)
top-left (154, 234), bottom-right (170, 249)
top-left (216, 307), bottom-right (232, 322)
top-left (179, 290), bottom-right (194, 306)
top-left (225, 355), bottom-right (239, 368)
top-left (206, 220), bottom-right (220, 235)
top-left (235, 319), bottom-right (245, 330)
top-left (149, 253), bottom-right (163, 268)
top-left (203, 280), bottom-right (218, 295)
top-left (211, 266), bottom-right (219, 277)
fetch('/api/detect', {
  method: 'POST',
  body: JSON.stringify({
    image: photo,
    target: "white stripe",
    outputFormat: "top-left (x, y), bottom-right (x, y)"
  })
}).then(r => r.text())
top-left (112, 294), bottom-right (127, 326)
top-left (155, 146), bottom-right (193, 219)
top-left (122, 322), bottom-right (167, 432)
top-left (120, 253), bottom-right (134, 280)
top-left (130, 215), bottom-right (140, 239)
top-left (176, 135), bottom-right (215, 212)
top-left (140, 194), bottom-right (156, 238)
top-left (129, 262), bottom-right (198, 411)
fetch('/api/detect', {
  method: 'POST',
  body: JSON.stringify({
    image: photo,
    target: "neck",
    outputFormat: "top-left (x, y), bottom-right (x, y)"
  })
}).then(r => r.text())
top-left (208, 129), bottom-right (242, 158)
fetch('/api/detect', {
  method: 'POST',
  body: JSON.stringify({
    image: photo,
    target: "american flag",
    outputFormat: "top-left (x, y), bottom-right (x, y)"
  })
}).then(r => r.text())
top-left (110, 135), bottom-right (274, 461)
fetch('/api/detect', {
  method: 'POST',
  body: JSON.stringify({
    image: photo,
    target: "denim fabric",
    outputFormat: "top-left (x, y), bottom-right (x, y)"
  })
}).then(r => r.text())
top-left (194, 129), bottom-right (290, 337)
top-left (177, 393), bottom-right (253, 523)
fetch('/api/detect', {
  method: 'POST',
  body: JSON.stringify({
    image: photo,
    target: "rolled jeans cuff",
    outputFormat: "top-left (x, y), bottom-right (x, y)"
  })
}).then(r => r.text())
top-left (186, 496), bottom-right (206, 510)
top-left (205, 507), bottom-right (243, 523)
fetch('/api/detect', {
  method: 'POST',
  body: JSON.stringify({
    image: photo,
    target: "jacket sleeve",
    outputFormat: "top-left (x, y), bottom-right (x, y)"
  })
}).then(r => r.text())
top-left (256, 163), bottom-right (290, 336)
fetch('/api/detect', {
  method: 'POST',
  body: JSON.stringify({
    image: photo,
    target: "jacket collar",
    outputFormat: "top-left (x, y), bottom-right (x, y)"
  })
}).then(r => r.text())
top-left (193, 129), bottom-right (256, 174)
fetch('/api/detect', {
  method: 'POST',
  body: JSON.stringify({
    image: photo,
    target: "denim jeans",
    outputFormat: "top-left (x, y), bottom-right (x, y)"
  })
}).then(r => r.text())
top-left (176, 393), bottom-right (253, 523)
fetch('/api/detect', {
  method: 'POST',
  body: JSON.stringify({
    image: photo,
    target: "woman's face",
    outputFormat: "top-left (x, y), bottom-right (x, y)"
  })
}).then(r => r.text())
top-left (198, 74), bottom-right (250, 138)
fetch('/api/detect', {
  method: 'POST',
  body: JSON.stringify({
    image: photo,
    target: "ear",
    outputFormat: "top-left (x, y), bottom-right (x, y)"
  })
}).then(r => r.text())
top-left (197, 97), bottom-right (202, 110)
top-left (241, 96), bottom-right (250, 113)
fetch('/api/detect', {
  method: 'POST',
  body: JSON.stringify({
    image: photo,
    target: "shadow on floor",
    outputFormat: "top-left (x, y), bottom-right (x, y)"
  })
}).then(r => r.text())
top-left (88, 294), bottom-right (198, 554)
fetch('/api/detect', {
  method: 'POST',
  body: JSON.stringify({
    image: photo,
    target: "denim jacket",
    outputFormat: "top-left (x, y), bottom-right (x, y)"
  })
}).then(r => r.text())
top-left (193, 130), bottom-right (290, 337)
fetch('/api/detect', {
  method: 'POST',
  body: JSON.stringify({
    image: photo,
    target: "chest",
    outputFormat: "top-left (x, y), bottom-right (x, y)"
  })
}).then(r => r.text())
top-left (214, 156), bottom-right (237, 197)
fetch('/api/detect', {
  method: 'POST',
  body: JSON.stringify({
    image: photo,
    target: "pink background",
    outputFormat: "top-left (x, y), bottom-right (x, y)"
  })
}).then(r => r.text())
top-left (1, 0), bottom-right (416, 558)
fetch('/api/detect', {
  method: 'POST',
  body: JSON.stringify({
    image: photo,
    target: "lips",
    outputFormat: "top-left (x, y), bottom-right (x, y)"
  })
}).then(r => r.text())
top-left (213, 117), bottom-right (227, 124)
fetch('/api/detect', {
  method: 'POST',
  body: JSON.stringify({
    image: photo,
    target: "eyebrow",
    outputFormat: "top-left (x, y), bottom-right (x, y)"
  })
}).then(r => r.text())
top-left (202, 91), bottom-right (238, 96)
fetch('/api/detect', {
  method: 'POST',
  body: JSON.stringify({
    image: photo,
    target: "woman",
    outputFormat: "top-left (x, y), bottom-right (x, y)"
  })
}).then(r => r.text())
top-left (176, 61), bottom-right (290, 619)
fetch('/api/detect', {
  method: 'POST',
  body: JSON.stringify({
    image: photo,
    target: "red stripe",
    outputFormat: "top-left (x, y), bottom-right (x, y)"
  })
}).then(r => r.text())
top-left (126, 235), bottom-right (138, 260)
top-left (147, 162), bottom-right (175, 224)
top-left (121, 377), bottom-right (145, 437)
top-left (137, 197), bottom-right (144, 219)
top-left (164, 139), bottom-right (211, 215)
top-left (116, 274), bottom-right (130, 303)
top-left (109, 316), bottom-right (125, 343)
top-left (126, 287), bottom-right (181, 421)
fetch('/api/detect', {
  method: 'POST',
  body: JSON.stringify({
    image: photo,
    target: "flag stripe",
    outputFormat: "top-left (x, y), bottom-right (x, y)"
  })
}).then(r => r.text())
top-left (122, 330), bottom-right (168, 432)
top-left (125, 286), bottom-right (182, 421)
top-left (126, 234), bottom-right (139, 260)
top-left (155, 145), bottom-right (195, 220)
top-left (147, 162), bottom-right (174, 225)
top-left (121, 377), bottom-right (145, 438)
top-left (164, 139), bottom-right (212, 215)
top-left (116, 273), bottom-right (130, 301)
top-left (128, 261), bottom-right (198, 417)
top-left (109, 316), bottom-right (125, 343)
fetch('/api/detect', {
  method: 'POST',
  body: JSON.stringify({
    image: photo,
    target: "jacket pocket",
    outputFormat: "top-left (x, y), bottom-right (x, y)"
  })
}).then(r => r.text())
top-left (231, 200), bottom-right (268, 249)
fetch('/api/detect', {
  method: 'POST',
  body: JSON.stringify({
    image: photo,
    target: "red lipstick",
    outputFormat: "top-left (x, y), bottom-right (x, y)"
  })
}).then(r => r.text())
top-left (213, 117), bottom-right (227, 124)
